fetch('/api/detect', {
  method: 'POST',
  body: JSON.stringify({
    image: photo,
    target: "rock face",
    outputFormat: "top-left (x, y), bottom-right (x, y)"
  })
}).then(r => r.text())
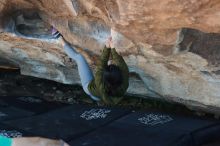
top-left (0, 0), bottom-right (220, 114)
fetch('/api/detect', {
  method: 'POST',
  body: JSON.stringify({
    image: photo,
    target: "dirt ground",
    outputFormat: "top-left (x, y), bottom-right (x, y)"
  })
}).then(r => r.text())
top-left (0, 68), bottom-right (90, 103)
top-left (0, 68), bottom-right (217, 116)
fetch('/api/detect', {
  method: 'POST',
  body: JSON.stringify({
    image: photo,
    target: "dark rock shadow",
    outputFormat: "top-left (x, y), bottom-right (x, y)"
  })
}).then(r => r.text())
top-left (176, 28), bottom-right (220, 67)
top-left (4, 10), bottom-right (55, 40)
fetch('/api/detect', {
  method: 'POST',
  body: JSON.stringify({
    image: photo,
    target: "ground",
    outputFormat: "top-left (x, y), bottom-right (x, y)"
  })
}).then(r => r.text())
top-left (0, 67), bottom-right (215, 117)
top-left (0, 67), bottom-right (220, 146)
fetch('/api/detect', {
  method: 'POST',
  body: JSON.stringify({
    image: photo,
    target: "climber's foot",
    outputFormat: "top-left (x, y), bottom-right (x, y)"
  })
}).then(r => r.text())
top-left (51, 27), bottom-right (61, 39)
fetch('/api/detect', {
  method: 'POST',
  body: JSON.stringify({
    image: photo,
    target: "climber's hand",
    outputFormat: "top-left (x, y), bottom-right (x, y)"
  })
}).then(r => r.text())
top-left (105, 36), bottom-right (114, 48)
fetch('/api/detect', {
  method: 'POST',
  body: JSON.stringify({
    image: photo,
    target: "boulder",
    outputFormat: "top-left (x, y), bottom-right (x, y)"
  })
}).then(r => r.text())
top-left (0, 0), bottom-right (220, 114)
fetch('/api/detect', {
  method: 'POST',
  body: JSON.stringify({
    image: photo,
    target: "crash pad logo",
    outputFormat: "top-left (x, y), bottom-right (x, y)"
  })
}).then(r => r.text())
top-left (80, 109), bottom-right (111, 120)
top-left (18, 97), bottom-right (42, 103)
top-left (0, 130), bottom-right (22, 138)
top-left (0, 112), bottom-right (7, 118)
top-left (138, 114), bottom-right (173, 126)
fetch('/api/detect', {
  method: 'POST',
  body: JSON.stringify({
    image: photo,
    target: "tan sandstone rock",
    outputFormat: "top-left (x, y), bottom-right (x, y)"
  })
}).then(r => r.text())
top-left (0, 0), bottom-right (220, 114)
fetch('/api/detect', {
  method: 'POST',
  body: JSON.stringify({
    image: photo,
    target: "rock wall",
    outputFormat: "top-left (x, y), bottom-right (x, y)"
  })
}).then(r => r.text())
top-left (0, 0), bottom-right (220, 114)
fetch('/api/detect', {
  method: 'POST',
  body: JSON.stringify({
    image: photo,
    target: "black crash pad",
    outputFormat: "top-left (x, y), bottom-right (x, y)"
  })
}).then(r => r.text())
top-left (0, 106), bottom-right (34, 122)
top-left (3, 104), bottom-right (130, 141)
top-left (0, 96), bottom-right (66, 114)
top-left (0, 99), bottom-right (9, 108)
top-left (0, 124), bottom-right (33, 138)
top-left (69, 111), bottom-right (220, 146)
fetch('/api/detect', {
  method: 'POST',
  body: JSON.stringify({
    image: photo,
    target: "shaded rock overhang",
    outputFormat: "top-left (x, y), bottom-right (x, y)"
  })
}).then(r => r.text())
top-left (0, 0), bottom-right (220, 114)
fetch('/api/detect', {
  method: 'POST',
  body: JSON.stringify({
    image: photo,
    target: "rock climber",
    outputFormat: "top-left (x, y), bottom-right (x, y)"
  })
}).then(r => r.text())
top-left (53, 28), bottom-right (129, 105)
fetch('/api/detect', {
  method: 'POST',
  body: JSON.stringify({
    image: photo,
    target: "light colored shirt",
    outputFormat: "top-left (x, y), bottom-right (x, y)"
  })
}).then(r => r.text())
top-left (0, 136), bottom-right (12, 146)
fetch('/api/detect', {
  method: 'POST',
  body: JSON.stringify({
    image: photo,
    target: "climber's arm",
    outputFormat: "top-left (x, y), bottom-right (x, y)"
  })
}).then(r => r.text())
top-left (94, 46), bottom-right (111, 87)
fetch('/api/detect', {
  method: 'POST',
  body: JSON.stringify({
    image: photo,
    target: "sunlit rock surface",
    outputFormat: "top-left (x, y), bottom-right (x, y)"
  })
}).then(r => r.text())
top-left (0, 0), bottom-right (220, 114)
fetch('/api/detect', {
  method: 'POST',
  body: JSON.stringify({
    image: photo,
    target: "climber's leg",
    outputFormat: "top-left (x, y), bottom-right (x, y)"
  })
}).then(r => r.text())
top-left (63, 43), bottom-right (100, 101)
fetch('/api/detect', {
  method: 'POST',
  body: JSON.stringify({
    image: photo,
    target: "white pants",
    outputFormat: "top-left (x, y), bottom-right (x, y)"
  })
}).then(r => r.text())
top-left (64, 43), bottom-right (100, 101)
